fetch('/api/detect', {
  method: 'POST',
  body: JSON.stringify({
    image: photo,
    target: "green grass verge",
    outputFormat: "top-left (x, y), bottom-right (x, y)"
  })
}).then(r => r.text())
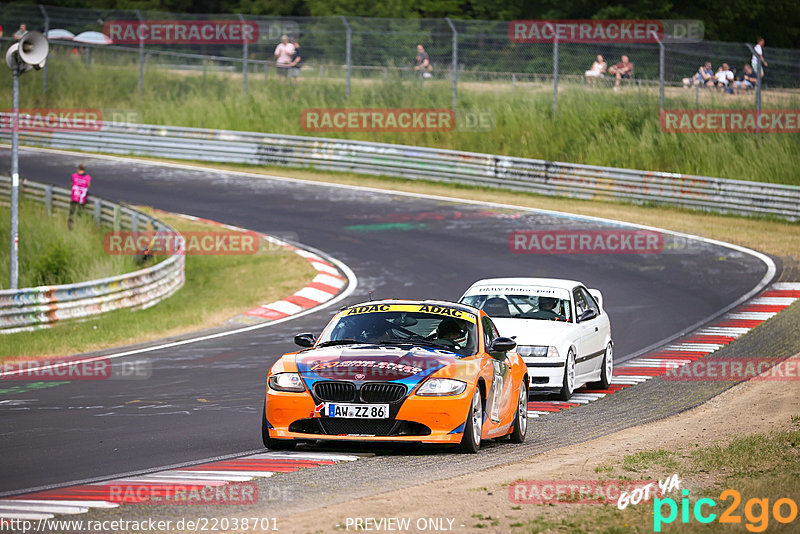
top-left (514, 418), bottom-right (800, 533)
top-left (0, 198), bottom-right (144, 289)
top-left (2, 54), bottom-right (798, 185)
top-left (0, 210), bottom-right (317, 360)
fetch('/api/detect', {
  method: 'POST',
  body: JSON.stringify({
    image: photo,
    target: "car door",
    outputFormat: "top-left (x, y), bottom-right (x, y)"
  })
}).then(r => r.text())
top-left (572, 288), bottom-right (596, 379)
top-left (482, 316), bottom-right (512, 427)
top-left (576, 286), bottom-right (606, 373)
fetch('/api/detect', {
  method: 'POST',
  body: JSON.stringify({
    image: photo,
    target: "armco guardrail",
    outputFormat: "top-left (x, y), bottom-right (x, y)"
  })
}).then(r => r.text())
top-left (1, 118), bottom-right (798, 220)
top-left (0, 176), bottom-right (185, 334)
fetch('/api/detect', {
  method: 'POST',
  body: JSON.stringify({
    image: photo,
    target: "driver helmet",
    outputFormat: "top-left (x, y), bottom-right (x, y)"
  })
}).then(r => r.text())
top-left (539, 296), bottom-right (558, 311)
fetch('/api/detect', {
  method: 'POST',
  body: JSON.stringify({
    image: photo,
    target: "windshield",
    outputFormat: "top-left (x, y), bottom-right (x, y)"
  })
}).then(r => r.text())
top-left (461, 292), bottom-right (572, 322)
top-left (317, 305), bottom-right (479, 357)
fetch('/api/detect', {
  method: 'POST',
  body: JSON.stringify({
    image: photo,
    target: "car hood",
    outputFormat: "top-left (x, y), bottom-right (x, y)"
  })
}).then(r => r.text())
top-left (295, 344), bottom-right (465, 390)
top-left (491, 318), bottom-right (575, 346)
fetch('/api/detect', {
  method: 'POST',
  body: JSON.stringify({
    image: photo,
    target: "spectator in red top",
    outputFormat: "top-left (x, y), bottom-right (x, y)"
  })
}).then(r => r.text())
top-left (69, 164), bottom-right (92, 230)
top-left (608, 55), bottom-right (634, 91)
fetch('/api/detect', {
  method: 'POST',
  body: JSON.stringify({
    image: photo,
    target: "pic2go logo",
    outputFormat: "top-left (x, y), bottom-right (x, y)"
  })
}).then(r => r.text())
top-left (654, 489), bottom-right (798, 532)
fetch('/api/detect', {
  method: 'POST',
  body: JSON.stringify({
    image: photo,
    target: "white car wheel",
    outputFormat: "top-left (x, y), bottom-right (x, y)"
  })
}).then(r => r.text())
top-left (558, 350), bottom-right (575, 401)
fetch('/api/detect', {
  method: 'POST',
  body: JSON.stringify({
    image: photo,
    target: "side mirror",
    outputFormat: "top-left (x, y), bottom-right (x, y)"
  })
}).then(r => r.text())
top-left (577, 309), bottom-right (598, 323)
top-left (294, 333), bottom-right (316, 348)
top-left (489, 336), bottom-right (516, 353)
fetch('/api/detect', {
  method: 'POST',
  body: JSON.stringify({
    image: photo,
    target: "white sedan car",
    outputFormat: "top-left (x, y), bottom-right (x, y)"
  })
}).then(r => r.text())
top-left (459, 278), bottom-right (612, 400)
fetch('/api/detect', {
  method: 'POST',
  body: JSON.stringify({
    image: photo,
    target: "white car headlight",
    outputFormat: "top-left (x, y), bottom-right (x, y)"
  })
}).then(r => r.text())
top-left (268, 372), bottom-right (306, 392)
top-left (416, 378), bottom-right (467, 396)
top-left (517, 345), bottom-right (560, 358)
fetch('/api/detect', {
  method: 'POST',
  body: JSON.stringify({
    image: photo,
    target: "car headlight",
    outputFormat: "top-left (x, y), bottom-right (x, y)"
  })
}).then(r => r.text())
top-left (416, 378), bottom-right (467, 396)
top-left (268, 372), bottom-right (306, 392)
top-left (517, 345), bottom-right (560, 358)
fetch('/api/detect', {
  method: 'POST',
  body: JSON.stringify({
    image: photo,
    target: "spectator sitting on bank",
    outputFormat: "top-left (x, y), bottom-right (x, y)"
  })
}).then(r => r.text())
top-left (414, 44), bottom-right (432, 78)
top-left (13, 23), bottom-right (27, 40)
top-left (608, 55), bottom-right (633, 91)
top-left (584, 54), bottom-right (607, 85)
top-left (274, 34), bottom-right (295, 76)
top-left (715, 63), bottom-right (734, 92)
top-left (734, 64), bottom-right (758, 94)
top-left (682, 61), bottom-right (715, 88)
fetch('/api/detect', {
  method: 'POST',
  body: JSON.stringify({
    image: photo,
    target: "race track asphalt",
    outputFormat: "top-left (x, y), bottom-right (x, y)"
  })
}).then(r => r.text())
top-left (0, 148), bottom-right (772, 495)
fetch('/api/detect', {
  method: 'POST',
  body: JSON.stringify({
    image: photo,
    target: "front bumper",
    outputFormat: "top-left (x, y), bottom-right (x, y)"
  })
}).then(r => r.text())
top-left (523, 359), bottom-right (565, 388)
top-left (265, 386), bottom-right (472, 444)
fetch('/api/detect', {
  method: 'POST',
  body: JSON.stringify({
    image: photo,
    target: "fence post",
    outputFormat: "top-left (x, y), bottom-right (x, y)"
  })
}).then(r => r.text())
top-left (237, 14), bottom-right (248, 95)
top-left (39, 4), bottom-right (49, 95)
top-left (552, 31), bottom-right (559, 118)
top-left (746, 44), bottom-right (762, 133)
top-left (341, 16), bottom-right (351, 99)
top-left (658, 37), bottom-right (665, 113)
top-left (136, 10), bottom-right (145, 93)
top-left (94, 198), bottom-right (102, 227)
top-left (44, 185), bottom-right (52, 216)
top-left (445, 18), bottom-right (458, 112)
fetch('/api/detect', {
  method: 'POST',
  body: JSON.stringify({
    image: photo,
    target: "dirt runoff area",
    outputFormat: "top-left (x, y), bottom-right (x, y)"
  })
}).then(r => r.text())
top-left (279, 354), bottom-right (800, 534)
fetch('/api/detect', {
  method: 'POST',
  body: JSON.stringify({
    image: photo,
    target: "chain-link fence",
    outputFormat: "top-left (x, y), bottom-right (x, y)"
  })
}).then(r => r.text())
top-left (2, 3), bottom-right (799, 113)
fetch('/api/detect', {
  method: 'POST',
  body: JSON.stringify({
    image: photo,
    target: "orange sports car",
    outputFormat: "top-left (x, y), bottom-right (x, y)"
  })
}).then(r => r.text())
top-left (262, 300), bottom-right (529, 453)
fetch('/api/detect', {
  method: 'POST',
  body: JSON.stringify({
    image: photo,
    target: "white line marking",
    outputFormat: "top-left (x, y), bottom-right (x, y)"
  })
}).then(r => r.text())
top-left (726, 312), bottom-right (777, 320)
top-left (0, 503), bottom-right (89, 514)
top-left (1, 500), bottom-right (118, 509)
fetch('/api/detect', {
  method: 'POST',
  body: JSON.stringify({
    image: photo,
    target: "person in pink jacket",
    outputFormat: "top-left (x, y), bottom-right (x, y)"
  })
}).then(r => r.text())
top-left (69, 164), bottom-right (91, 229)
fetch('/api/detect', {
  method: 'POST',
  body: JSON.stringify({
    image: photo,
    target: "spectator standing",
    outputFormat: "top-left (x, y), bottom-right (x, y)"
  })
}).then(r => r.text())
top-left (0, 25), bottom-right (4, 39)
top-left (13, 23), bottom-right (27, 40)
top-left (734, 64), bottom-right (758, 94)
top-left (751, 37), bottom-right (767, 79)
top-left (274, 35), bottom-right (295, 76)
top-left (414, 44), bottom-right (432, 78)
top-left (69, 164), bottom-right (91, 230)
top-left (289, 39), bottom-right (302, 78)
top-left (584, 54), bottom-right (607, 85)
top-left (608, 55), bottom-right (633, 91)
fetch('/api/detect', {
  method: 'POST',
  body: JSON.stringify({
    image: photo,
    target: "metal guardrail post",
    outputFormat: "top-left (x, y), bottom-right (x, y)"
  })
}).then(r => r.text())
top-left (237, 14), bottom-right (248, 95)
top-left (136, 10), bottom-right (145, 94)
top-left (341, 16), bottom-right (352, 99)
top-left (39, 4), bottom-right (49, 95)
top-left (445, 18), bottom-right (458, 112)
top-left (44, 185), bottom-right (52, 216)
top-left (113, 205), bottom-right (120, 232)
top-left (131, 212), bottom-right (139, 232)
top-left (94, 198), bottom-right (102, 227)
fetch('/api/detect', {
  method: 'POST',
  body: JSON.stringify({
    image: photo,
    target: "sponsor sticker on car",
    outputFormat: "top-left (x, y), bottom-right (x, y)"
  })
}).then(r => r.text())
top-left (343, 303), bottom-right (477, 323)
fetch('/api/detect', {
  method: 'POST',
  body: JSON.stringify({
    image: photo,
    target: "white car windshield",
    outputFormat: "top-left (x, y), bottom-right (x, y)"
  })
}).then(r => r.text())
top-left (461, 293), bottom-right (572, 322)
top-left (317, 310), bottom-right (479, 356)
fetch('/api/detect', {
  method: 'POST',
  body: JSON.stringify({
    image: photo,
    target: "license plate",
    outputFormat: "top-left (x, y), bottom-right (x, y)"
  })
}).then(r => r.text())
top-left (324, 403), bottom-right (389, 419)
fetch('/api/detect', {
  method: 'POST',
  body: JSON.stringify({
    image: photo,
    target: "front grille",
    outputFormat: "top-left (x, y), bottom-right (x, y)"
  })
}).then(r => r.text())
top-left (361, 383), bottom-right (406, 403)
top-left (319, 418), bottom-right (397, 436)
top-left (314, 381), bottom-right (356, 402)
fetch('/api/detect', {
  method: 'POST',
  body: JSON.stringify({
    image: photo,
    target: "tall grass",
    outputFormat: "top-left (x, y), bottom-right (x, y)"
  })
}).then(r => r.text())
top-left (0, 199), bottom-right (142, 290)
top-left (2, 56), bottom-right (798, 184)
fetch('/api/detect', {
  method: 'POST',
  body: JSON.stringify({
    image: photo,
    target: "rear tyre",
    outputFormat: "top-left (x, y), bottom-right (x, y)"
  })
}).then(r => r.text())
top-left (261, 401), bottom-right (296, 450)
top-left (557, 350), bottom-right (576, 401)
top-left (508, 380), bottom-right (528, 443)
top-left (459, 388), bottom-right (483, 453)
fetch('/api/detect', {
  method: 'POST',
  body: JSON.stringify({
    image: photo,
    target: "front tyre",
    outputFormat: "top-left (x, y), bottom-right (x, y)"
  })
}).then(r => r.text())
top-left (460, 388), bottom-right (483, 453)
top-left (597, 342), bottom-right (613, 389)
top-left (262, 401), bottom-right (296, 450)
top-left (508, 380), bottom-right (528, 443)
top-left (558, 350), bottom-right (576, 401)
